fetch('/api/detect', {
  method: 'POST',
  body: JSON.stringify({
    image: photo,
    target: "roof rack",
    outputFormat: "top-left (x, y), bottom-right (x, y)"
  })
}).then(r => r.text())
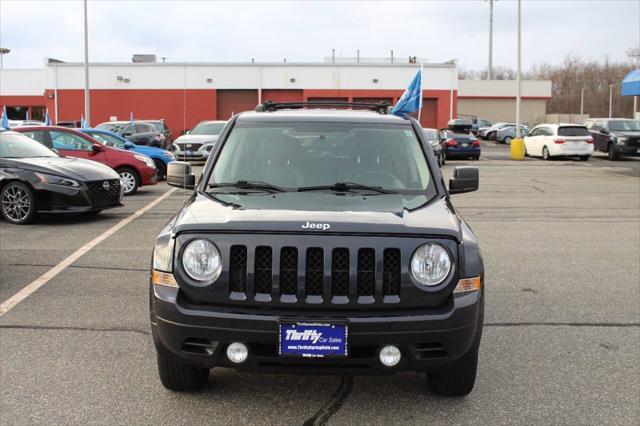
top-left (255, 100), bottom-right (391, 114)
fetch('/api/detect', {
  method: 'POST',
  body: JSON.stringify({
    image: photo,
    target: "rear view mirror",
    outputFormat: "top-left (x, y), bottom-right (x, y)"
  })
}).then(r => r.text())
top-left (123, 141), bottom-right (135, 149)
top-left (167, 161), bottom-right (196, 190)
top-left (449, 166), bottom-right (479, 194)
top-left (92, 143), bottom-right (103, 153)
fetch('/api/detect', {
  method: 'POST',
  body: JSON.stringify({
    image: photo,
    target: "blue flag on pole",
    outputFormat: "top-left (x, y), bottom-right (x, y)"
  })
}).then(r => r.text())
top-left (391, 69), bottom-right (422, 116)
top-left (44, 109), bottom-right (51, 125)
top-left (1, 106), bottom-right (8, 129)
top-left (130, 112), bottom-right (135, 129)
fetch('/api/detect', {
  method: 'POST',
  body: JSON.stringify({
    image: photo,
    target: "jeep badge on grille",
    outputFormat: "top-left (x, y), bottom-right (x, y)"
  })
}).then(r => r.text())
top-left (301, 222), bottom-right (331, 230)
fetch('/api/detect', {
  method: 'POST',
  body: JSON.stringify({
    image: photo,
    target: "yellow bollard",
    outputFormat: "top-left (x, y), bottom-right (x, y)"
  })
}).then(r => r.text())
top-left (510, 139), bottom-right (525, 160)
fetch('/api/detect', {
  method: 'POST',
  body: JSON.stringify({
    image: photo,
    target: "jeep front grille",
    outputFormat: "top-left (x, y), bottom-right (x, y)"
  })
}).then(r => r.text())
top-left (229, 245), bottom-right (402, 303)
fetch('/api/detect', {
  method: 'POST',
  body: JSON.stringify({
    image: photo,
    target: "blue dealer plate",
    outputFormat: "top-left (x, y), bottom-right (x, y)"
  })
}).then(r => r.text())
top-left (279, 322), bottom-right (348, 358)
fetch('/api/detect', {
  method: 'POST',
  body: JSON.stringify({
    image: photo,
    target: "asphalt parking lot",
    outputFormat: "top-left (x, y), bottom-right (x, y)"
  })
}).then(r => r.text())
top-left (1, 141), bottom-right (639, 425)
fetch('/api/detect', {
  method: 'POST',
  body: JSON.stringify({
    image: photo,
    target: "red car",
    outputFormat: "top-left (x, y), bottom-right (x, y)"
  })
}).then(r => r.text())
top-left (14, 126), bottom-right (157, 195)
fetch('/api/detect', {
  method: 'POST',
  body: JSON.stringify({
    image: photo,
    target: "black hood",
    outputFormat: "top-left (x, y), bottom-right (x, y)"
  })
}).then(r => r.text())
top-left (7, 157), bottom-right (120, 181)
top-left (171, 192), bottom-right (462, 239)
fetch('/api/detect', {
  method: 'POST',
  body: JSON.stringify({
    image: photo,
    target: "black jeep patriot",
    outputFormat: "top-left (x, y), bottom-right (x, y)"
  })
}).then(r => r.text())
top-left (150, 101), bottom-right (484, 396)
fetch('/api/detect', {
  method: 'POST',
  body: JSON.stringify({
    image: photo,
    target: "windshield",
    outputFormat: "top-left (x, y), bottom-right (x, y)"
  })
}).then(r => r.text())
top-left (148, 121), bottom-right (164, 131)
top-left (209, 122), bottom-right (434, 193)
top-left (422, 129), bottom-right (438, 141)
top-left (0, 133), bottom-right (58, 158)
top-left (609, 120), bottom-right (640, 132)
top-left (191, 122), bottom-right (225, 135)
top-left (97, 123), bottom-right (127, 133)
top-left (89, 132), bottom-right (126, 148)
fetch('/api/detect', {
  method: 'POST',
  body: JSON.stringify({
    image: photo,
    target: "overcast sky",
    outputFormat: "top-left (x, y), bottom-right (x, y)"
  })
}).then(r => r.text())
top-left (0, 0), bottom-right (638, 70)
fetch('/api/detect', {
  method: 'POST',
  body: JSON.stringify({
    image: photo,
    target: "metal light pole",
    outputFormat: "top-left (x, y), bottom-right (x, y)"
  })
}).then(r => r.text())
top-left (488, 0), bottom-right (494, 79)
top-left (83, 0), bottom-right (90, 125)
top-left (0, 47), bottom-right (10, 69)
top-left (580, 87), bottom-right (585, 115)
top-left (609, 84), bottom-right (614, 118)
top-left (515, 0), bottom-right (521, 139)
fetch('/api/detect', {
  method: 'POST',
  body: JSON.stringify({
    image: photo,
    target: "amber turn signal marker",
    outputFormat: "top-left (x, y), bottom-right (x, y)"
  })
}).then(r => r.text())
top-left (453, 276), bottom-right (481, 293)
top-left (152, 270), bottom-right (178, 288)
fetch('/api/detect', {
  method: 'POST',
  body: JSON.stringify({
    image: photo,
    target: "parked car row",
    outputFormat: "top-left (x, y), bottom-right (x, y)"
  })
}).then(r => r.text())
top-left (13, 126), bottom-right (159, 195)
top-left (0, 131), bottom-right (123, 224)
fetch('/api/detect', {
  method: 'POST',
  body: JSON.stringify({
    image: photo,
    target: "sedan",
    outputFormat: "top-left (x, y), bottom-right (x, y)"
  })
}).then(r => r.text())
top-left (0, 131), bottom-right (123, 224)
top-left (496, 125), bottom-right (529, 144)
top-left (440, 129), bottom-right (481, 161)
top-left (80, 128), bottom-right (175, 180)
top-left (524, 124), bottom-right (593, 161)
top-left (14, 126), bottom-right (157, 195)
top-left (172, 120), bottom-right (226, 162)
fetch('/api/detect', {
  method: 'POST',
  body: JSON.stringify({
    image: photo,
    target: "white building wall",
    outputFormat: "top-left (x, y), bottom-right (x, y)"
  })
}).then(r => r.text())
top-left (0, 69), bottom-right (46, 95)
top-left (35, 62), bottom-right (456, 91)
top-left (458, 79), bottom-right (552, 98)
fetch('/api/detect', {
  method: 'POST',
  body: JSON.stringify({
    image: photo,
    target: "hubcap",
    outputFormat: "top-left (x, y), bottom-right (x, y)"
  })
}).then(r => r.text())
top-left (2, 185), bottom-right (31, 222)
top-left (120, 172), bottom-right (136, 193)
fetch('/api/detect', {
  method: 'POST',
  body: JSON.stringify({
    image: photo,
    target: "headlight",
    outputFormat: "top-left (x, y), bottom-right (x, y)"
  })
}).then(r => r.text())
top-left (182, 239), bottom-right (222, 282)
top-left (134, 154), bottom-right (155, 168)
top-left (411, 243), bottom-right (452, 286)
top-left (616, 137), bottom-right (628, 144)
top-left (35, 172), bottom-right (80, 188)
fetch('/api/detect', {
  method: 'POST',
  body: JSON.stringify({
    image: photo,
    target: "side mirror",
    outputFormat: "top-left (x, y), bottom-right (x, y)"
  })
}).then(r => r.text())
top-left (92, 143), bottom-right (103, 153)
top-left (123, 141), bottom-right (135, 149)
top-left (123, 132), bottom-right (132, 137)
top-left (600, 128), bottom-right (609, 135)
top-left (449, 166), bottom-right (479, 194)
top-left (167, 161), bottom-right (196, 190)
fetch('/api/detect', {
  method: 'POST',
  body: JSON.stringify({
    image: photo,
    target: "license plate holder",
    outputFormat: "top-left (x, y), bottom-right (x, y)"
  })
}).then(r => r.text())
top-left (186, 149), bottom-right (193, 156)
top-left (278, 322), bottom-right (348, 358)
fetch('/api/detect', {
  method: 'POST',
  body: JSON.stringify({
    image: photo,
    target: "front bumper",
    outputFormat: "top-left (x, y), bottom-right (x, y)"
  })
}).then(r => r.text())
top-left (174, 149), bottom-right (210, 162)
top-left (614, 145), bottom-right (640, 156)
top-left (151, 284), bottom-right (482, 374)
top-left (33, 180), bottom-right (123, 213)
top-left (139, 166), bottom-right (159, 186)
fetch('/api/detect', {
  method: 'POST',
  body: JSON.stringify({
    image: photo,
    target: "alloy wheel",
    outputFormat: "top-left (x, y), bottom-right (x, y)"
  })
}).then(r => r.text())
top-left (1, 184), bottom-right (33, 223)
top-left (119, 171), bottom-right (137, 194)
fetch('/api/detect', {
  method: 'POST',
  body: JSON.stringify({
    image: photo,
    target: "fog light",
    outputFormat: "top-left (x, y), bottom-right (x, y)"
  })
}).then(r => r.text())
top-left (379, 345), bottom-right (401, 367)
top-left (226, 342), bottom-right (248, 364)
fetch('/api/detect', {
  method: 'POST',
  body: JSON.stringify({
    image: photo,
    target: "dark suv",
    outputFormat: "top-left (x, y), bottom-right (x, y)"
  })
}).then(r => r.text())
top-left (150, 102), bottom-right (484, 396)
top-left (585, 118), bottom-right (640, 160)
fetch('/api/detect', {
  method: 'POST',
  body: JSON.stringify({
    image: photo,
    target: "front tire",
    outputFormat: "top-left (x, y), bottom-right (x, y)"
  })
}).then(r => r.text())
top-left (153, 159), bottom-right (167, 181)
top-left (607, 144), bottom-right (618, 161)
top-left (504, 136), bottom-right (512, 145)
top-left (0, 181), bottom-right (36, 224)
top-left (157, 352), bottom-right (209, 391)
top-left (542, 146), bottom-right (551, 161)
top-left (117, 167), bottom-right (140, 195)
top-left (428, 339), bottom-right (479, 396)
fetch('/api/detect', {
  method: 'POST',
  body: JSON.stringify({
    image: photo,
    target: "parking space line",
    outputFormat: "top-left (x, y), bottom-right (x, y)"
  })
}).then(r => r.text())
top-left (0, 188), bottom-right (177, 317)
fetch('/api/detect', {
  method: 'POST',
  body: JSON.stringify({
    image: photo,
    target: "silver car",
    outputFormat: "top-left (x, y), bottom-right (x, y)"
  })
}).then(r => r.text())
top-left (173, 120), bottom-right (227, 162)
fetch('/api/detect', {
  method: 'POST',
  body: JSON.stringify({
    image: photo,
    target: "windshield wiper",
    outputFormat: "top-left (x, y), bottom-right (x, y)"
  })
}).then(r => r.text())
top-left (297, 182), bottom-right (394, 194)
top-left (208, 180), bottom-right (286, 193)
